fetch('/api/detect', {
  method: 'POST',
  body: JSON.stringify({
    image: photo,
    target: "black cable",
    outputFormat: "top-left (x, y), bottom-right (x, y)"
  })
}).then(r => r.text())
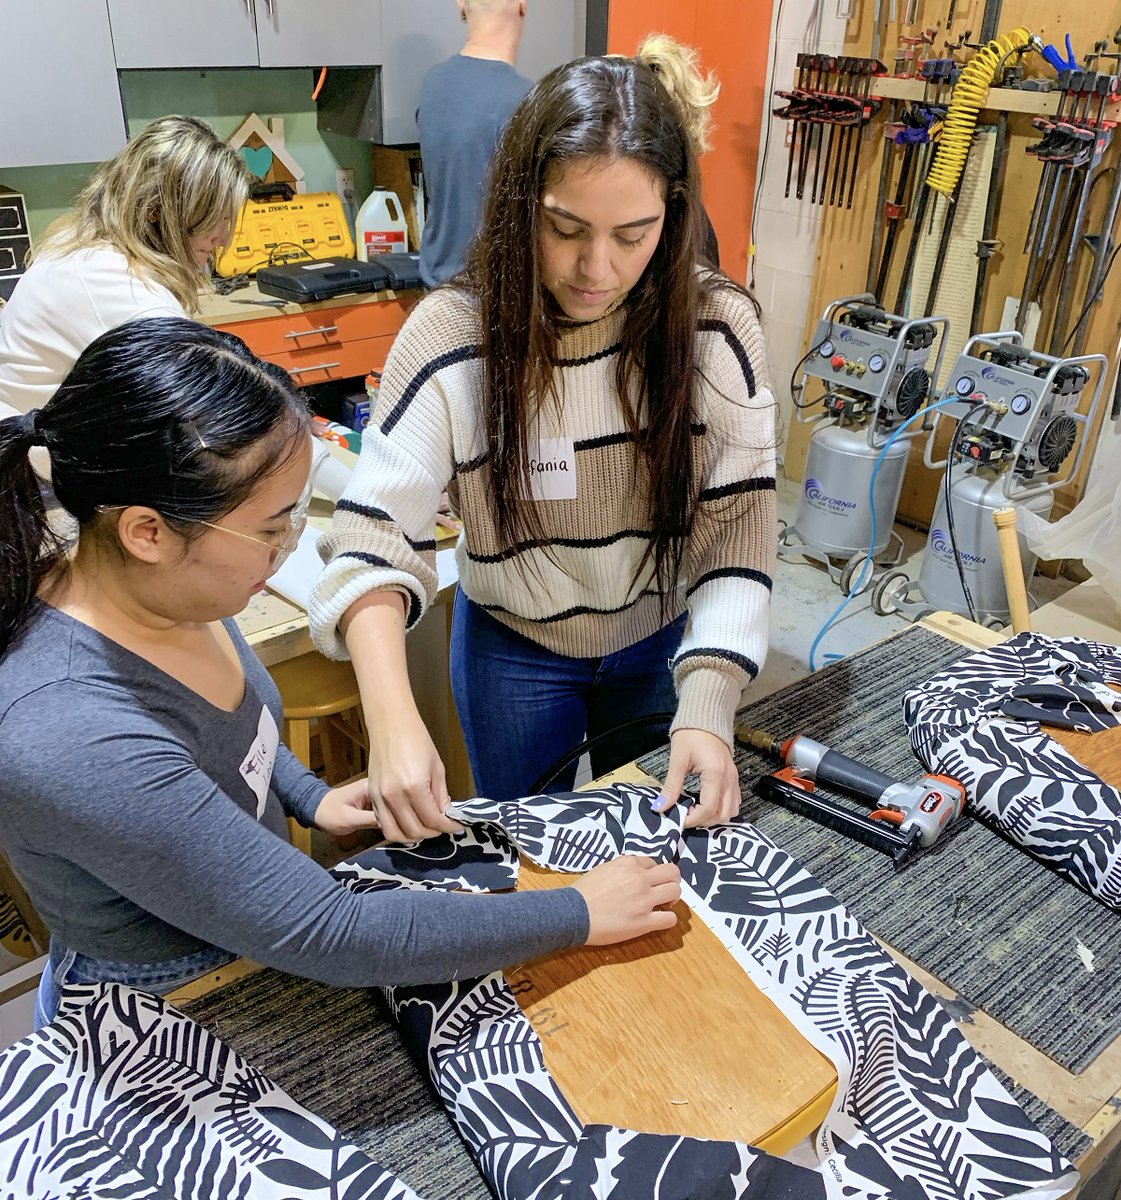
top-left (992, 37), bottom-right (1035, 85)
top-left (213, 274), bottom-right (251, 296)
top-left (790, 316), bottom-right (837, 410)
top-left (943, 402), bottom-right (986, 624)
top-left (212, 242), bottom-right (315, 294)
top-left (266, 241), bottom-right (316, 266)
top-left (1060, 238), bottom-right (1121, 356)
top-left (529, 711), bottom-right (675, 795)
top-left (749, 0), bottom-right (786, 292)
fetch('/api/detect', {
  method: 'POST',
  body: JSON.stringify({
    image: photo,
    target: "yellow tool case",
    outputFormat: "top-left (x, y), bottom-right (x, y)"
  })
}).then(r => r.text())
top-left (215, 188), bottom-right (355, 278)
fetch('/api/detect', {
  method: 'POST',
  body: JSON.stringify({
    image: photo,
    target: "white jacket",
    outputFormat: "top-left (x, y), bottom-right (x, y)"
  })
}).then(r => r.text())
top-left (0, 245), bottom-right (184, 421)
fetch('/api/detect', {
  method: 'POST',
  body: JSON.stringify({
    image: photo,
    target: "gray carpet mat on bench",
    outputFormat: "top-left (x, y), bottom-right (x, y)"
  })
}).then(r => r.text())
top-left (638, 625), bottom-right (1120, 1077)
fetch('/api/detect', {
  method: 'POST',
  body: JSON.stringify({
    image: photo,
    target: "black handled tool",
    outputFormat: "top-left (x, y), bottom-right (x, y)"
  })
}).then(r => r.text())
top-left (736, 724), bottom-right (967, 868)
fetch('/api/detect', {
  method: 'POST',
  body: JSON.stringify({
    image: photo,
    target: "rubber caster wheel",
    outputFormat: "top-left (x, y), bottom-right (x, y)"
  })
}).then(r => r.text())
top-left (872, 570), bottom-right (910, 616)
top-left (983, 616), bottom-right (1007, 631)
top-left (839, 552), bottom-right (874, 596)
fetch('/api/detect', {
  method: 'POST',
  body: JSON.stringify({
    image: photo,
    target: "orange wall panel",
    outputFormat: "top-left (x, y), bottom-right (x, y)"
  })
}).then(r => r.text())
top-left (607, 0), bottom-right (775, 284)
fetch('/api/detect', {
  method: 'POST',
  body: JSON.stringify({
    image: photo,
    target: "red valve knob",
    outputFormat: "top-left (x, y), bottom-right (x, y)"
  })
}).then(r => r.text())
top-left (831, 354), bottom-right (846, 369)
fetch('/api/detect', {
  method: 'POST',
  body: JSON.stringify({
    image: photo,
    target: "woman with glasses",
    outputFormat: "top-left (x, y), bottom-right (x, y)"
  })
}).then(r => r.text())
top-left (0, 317), bottom-right (681, 1027)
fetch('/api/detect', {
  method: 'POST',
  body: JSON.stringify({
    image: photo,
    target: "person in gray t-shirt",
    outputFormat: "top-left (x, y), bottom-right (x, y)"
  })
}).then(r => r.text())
top-left (0, 317), bottom-right (681, 1027)
top-left (418, 0), bottom-right (532, 287)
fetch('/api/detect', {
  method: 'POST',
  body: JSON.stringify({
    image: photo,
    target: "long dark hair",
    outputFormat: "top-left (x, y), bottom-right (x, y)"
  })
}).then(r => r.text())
top-left (0, 317), bottom-right (309, 653)
top-left (463, 54), bottom-right (745, 603)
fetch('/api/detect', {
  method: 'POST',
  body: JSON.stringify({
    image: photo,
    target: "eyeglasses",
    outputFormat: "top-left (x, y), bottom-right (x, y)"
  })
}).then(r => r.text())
top-left (97, 478), bottom-right (312, 577)
top-left (196, 508), bottom-right (307, 574)
top-left (198, 476), bottom-right (313, 575)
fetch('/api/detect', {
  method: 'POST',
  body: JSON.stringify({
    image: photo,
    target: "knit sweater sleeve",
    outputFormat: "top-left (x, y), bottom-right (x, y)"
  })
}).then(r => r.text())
top-left (309, 290), bottom-right (481, 659)
top-left (671, 287), bottom-right (777, 747)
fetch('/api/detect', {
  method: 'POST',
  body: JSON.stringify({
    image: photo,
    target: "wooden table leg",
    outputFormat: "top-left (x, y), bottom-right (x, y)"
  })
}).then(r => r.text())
top-left (283, 717), bottom-right (315, 856)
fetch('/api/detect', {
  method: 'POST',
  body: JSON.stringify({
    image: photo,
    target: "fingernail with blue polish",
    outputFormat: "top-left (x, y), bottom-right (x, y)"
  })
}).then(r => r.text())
top-left (650, 793), bottom-right (671, 812)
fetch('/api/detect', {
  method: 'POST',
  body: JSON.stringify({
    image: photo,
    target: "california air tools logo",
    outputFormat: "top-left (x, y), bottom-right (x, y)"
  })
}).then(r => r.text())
top-left (930, 527), bottom-right (987, 568)
top-left (804, 477), bottom-right (857, 514)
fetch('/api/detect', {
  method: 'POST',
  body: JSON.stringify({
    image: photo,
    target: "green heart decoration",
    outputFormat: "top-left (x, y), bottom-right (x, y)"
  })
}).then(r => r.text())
top-left (241, 145), bottom-right (274, 179)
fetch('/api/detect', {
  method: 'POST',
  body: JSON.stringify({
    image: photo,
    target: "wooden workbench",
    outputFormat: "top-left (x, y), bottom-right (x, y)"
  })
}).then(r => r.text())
top-left (176, 585), bottom-right (1121, 1195)
top-left (912, 589), bottom-right (1121, 1198)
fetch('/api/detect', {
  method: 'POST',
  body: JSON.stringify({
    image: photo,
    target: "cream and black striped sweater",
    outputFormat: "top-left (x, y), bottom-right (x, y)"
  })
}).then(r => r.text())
top-left (310, 281), bottom-right (776, 748)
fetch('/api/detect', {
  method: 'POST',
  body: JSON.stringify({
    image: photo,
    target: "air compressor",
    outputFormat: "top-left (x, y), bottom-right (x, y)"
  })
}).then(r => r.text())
top-left (779, 295), bottom-right (951, 592)
top-left (871, 331), bottom-right (1107, 627)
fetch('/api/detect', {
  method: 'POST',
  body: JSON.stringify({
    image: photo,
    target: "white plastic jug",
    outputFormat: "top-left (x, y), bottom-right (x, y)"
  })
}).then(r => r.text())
top-left (355, 186), bottom-right (408, 260)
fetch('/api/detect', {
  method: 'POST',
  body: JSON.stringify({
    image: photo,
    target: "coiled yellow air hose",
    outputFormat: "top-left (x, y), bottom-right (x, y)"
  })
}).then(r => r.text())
top-left (926, 28), bottom-right (1034, 196)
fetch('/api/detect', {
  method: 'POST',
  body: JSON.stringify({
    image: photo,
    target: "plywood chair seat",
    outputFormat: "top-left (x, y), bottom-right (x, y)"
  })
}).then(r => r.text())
top-left (267, 653), bottom-right (369, 855)
top-left (268, 653), bottom-right (361, 719)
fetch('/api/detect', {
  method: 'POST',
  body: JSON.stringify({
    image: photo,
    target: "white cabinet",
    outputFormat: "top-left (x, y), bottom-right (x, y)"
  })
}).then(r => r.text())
top-left (108, 0), bottom-right (382, 69)
top-left (109, 0), bottom-right (259, 69)
top-left (1, 0), bottom-right (127, 168)
top-left (379, 0), bottom-right (586, 145)
top-left (256, 0), bottom-right (382, 68)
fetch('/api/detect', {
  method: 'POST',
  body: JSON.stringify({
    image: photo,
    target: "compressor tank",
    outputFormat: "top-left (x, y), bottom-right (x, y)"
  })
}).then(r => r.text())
top-left (795, 422), bottom-right (912, 557)
top-left (917, 473), bottom-right (1053, 624)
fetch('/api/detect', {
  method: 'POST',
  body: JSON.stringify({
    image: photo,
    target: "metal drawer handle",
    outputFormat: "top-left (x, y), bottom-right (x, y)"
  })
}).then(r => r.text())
top-left (285, 325), bottom-right (339, 340)
top-left (288, 361), bottom-right (341, 375)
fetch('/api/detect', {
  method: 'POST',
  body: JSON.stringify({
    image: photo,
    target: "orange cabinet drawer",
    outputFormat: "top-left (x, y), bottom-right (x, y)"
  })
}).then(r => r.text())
top-left (268, 334), bottom-right (397, 386)
top-left (230, 297), bottom-right (413, 358)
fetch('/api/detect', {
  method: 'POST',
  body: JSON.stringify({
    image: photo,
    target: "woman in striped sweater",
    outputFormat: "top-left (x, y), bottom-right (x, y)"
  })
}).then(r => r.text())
top-left (310, 55), bottom-right (776, 841)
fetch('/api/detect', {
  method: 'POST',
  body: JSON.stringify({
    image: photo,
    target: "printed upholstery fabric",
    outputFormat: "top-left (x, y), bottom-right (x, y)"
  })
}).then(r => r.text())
top-left (903, 634), bottom-right (1121, 907)
top-left (0, 983), bottom-right (421, 1200)
top-left (337, 784), bottom-right (1077, 1200)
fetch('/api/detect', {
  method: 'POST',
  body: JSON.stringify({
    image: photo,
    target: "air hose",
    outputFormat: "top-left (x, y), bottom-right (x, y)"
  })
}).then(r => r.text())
top-left (926, 28), bottom-right (1034, 197)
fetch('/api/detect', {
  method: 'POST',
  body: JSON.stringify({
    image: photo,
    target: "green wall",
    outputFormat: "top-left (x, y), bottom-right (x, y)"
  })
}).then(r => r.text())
top-left (3, 68), bottom-right (376, 243)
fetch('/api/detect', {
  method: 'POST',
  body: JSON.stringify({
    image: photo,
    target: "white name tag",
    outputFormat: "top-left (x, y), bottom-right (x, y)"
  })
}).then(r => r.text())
top-left (525, 436), bottom-right (577, 501)
top-left (239, 705), bottom-right (279, 819)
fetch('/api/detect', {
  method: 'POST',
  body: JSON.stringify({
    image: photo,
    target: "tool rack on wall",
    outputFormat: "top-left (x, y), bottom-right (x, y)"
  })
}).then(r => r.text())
top-left (782, 0), bottom-right (1121, 531)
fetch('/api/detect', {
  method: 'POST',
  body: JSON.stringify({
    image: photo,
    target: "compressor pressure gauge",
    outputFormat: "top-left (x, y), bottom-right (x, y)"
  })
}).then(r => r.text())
top-left (954, 375), bottom-right (975, 396)
top-left (868, 352), bottom-right (887, 373)
top-left (1010, 394), bottom-right (1032, 415)
top-left (819, 340), bottom-right (834, 358)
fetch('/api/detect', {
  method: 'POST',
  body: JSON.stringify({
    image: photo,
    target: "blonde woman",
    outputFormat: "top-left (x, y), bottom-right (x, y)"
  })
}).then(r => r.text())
top-left (637, 33), bottom-right (722, 266)
top-left (0, 115), bottom-right (250, 421)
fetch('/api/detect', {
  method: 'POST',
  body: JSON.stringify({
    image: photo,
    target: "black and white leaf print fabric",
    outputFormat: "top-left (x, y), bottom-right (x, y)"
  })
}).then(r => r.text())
top-left (335, 785), bottom-right (1077, 1200)
top-left (0, 983), bottom-right (420, 1200)
top-left (331, 822), bottom-right (519, 895)
top-left (903, 633), bottom-right (1121, 907)
top-left (450, 780), bottom-right (684, 867)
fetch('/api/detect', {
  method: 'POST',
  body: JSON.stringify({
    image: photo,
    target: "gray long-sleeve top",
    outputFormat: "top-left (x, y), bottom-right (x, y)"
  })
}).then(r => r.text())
top-left (0, 603), bottom-right (587, 985)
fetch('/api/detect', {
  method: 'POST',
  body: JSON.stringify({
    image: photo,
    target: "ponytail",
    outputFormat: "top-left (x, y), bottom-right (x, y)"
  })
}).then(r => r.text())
top-left (0, 317), bottom-right (310, 656)
top-left (0, 411), bottom-right (67, 654)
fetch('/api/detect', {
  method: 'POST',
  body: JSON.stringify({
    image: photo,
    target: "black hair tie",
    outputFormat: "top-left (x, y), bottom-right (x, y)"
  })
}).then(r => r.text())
top-left (12, 409), bottom-right (48, 448)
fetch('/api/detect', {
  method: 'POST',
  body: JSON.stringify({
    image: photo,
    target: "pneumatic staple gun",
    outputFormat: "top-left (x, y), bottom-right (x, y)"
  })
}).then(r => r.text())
top-left (735, 724), bottom-right (966, 868)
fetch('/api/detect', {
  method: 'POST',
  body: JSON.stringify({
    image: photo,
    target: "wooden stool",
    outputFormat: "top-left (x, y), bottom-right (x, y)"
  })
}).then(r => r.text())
top-left (0, 850), bottom-right (48, 957)
top-left (268, 653), bottom-right (368, 855)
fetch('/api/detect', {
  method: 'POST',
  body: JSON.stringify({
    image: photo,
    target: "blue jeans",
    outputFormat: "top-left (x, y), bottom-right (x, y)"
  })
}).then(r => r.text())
top-left (450, 593), bottom-right (684, 801)
top-left (35, 938), bottom-right (235, 1029)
